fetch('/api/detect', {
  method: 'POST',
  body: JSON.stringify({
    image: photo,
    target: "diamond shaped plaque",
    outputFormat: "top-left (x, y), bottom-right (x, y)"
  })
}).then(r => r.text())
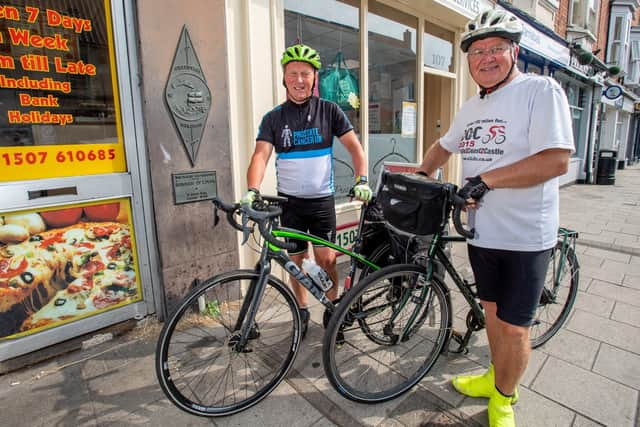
top-left (165, 26), bottom-right (212, 166)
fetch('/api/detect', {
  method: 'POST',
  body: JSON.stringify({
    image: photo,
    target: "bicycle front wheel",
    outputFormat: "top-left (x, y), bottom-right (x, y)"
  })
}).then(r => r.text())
top-left (530, 241), bottom-right (579, 348)
top-left (323, 264), bottom-right (450, 403)
top-left (156, 270), bottom-right (301, 417)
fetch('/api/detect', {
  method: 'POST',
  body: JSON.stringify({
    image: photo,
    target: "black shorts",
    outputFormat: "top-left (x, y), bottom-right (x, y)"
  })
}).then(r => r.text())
top-left (467, 244), bottom-right (552, 327)
top-left (279, 193), bottom-right (336, 255)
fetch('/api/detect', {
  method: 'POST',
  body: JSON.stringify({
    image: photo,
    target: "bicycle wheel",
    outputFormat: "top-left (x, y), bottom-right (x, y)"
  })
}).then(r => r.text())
top-left (530, 241), bottom-right (579, 348)
top-left (323, 264), bottom-right (451, 403)
top-left (156, 270), bottom-right (301, 417)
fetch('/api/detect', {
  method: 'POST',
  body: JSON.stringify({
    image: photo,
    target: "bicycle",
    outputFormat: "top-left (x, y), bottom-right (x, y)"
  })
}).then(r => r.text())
top-left (323, 172), bottom-right (580, 403)
top-left (155, 193), bottom-right (404, 417)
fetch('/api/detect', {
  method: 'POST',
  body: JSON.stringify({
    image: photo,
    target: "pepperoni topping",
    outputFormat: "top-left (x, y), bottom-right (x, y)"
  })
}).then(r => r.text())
top-left (92, 224), bottom-right (120, 238)
top-left (0, 257), bottom-right (28, 278)
top-left (39, 233), bottom-right (65, 248)
top-left (83, 260), bottom-right (106, 277)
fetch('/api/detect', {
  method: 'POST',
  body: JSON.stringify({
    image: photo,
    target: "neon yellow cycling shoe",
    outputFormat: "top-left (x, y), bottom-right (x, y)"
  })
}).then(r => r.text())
top-left (451, 364), bottom-right (519, 404)
top-left (488, 389), bottom-right (516, 427)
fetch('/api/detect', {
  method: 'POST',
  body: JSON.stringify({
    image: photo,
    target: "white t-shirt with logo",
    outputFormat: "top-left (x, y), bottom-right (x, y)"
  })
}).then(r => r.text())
top-left (439, 73), bottom-right (575, 251)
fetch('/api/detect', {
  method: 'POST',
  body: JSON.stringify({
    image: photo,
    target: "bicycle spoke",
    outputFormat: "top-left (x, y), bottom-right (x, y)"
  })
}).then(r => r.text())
top-left (157, 273), bottom-right (300, 416)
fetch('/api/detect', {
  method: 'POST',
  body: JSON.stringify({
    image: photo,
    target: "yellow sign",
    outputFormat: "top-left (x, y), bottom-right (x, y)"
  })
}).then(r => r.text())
top-left (0, 0), bottom-right (126, 182)
top-left (0, 143), bottom-right (126, 181)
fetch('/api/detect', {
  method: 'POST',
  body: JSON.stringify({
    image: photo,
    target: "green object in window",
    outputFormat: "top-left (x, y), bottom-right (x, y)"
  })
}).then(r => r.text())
top-left (319, 52), bottom-right (360, 111)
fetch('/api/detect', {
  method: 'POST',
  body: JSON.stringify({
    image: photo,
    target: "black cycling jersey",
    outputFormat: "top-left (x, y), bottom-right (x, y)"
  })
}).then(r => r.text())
top-left (256, 97), bottom-right (353, 197)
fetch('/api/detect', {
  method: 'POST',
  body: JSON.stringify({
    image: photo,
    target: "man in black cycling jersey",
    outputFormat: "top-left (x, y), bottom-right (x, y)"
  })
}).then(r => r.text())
top-left (243, 44), bottom-right (372, 339)
top-left (417, 9), bottom-right (574, 427)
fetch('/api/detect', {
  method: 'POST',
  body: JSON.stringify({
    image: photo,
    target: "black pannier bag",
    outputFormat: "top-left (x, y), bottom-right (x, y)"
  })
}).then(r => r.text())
top-left (377, 171), bottom-right (448, 236)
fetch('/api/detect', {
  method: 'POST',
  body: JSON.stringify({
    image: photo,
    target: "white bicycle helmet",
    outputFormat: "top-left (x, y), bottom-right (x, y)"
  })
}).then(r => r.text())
top-left (460, 9), bottom-right (523, 52)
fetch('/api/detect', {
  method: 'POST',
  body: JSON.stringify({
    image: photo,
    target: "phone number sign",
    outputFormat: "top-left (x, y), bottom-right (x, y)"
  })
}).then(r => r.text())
top-left (0, 144), bottom-right (126, 182)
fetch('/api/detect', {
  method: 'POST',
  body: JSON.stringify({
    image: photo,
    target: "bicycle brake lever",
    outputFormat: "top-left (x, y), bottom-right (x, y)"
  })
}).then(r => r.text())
top-left (241, 210), bottom-right (251, 244)
top-left (213, 206), bottom-right (220, 227)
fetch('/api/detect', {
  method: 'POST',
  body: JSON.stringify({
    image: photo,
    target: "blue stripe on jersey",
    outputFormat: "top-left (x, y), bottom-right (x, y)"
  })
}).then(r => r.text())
top-left (277, 147), bottom-right (332, 159)
top-left (329, 146), bottom-right (335, 192)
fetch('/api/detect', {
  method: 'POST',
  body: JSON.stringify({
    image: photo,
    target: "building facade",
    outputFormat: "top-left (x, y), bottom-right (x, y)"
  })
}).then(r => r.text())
top-left (0, 0), bottom-right (637, 360)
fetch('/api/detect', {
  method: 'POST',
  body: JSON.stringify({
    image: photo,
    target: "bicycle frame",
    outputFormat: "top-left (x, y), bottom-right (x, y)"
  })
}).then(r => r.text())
top-left (231, 203), bottom-right (384, 351)
top-left (419, 229), bottom-right (579, 353)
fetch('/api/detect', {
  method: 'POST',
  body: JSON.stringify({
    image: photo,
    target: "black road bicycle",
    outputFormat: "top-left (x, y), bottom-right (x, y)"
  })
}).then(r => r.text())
top-left (323, 175), bottom-right (579, 403)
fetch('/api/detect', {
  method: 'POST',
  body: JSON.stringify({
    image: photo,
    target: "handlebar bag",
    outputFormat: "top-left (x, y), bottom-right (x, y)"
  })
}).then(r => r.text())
top-left (377, 171), bottom-right (448, 236)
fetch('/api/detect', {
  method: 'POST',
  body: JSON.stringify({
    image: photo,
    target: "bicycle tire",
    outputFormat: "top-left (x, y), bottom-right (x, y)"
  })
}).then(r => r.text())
top-left (156, 270), bottom-right (301, 417)
top-left (530, 241), bottom-right (579, 348)
top-left (323, 264), bottom-right (451, 403)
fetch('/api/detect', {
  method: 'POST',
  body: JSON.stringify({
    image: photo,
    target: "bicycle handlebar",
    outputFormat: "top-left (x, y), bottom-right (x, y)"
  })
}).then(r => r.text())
top-left (448, 186), bottom-right (475, 240)
top-left (212, 196), bottom-right (297, 250)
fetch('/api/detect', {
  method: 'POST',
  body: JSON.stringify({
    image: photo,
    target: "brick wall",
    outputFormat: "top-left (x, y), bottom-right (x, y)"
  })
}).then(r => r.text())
top-left (555, 0), bottom-right (569, 37)
top-left (594, 0), bottom-right (610, 61)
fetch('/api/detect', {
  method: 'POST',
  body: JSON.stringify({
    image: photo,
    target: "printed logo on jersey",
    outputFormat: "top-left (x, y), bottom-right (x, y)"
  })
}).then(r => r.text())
top-left (457, 118), bottom-right (507, 162)
top-left (280, 126), bottom-right (323, 147)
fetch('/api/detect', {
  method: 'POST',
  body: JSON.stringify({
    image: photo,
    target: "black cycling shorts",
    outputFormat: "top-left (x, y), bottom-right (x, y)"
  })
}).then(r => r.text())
top-left (279, 193), bottom-right (336, 255)
top-left (467, 244), bottom-right (552, 327)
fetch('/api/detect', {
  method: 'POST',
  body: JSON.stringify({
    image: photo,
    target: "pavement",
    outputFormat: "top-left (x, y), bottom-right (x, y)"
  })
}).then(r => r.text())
top-left (1, 164), bottom-right (639, 427)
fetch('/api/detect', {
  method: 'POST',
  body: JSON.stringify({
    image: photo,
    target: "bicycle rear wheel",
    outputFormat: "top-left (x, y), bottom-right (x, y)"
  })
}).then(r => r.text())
top-left (323, 264), bottom-right (450, 403)
top-left (156, 270), bottom-right (301, 417)
top-left (530, 241), bottom-right (579, 348)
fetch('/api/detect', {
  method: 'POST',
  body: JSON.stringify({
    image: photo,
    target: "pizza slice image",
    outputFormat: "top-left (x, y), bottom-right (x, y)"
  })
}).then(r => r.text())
top-left (1, 220), bottom-right (140, 338)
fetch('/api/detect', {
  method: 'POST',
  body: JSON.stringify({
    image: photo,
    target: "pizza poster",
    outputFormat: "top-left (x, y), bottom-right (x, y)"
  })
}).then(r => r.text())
top-left (0, 0), bottom-right (126, 182)
top-left (0, 198), bottom-right (142, 339)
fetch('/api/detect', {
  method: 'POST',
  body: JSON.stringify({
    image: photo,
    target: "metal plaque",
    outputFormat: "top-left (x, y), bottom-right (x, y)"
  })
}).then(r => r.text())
top-left (172, 171), bottom-right (217, 204)
top-left (165, 26), bottom-right (212, 166)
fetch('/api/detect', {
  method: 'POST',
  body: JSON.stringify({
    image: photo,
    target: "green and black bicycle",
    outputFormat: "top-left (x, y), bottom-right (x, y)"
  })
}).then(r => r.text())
top-left (155, 192), bottom-right (413, 417)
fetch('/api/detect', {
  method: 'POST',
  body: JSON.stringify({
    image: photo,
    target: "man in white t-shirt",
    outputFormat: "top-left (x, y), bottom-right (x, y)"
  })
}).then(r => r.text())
top-left (417, 9), bottom-right (574, 427)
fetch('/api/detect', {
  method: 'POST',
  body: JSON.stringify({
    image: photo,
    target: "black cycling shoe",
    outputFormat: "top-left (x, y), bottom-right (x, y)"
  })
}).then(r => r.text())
top-left (299, 308), bottom-right (310, 340)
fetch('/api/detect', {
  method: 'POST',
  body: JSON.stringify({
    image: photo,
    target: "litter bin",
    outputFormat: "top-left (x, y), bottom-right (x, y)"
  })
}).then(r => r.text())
top-left (596, 150), bottom-right (617, 185)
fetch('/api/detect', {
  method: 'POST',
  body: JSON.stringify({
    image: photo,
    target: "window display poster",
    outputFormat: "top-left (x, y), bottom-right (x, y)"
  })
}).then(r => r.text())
top-left (0, 1), bottom-right (125, 182)
top-left (0, 198), bottom-right (142, 339)
top-left (401, 101), bottom-right (416, 137)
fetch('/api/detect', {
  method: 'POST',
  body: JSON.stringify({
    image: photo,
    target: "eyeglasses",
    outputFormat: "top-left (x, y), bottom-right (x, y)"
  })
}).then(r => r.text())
top-left (467, 45), bottom-right (511, 60)
top-left (285, 71), bottom-right (314, 80)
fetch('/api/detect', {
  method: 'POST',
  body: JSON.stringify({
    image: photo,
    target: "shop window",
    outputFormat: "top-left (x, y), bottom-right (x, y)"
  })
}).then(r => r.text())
top-left (560, 79), bottom-right (586, 155)
top-left (628, 39), bottom-right (640, 86)
top-left (284, 0), bottom-right (361, 201)
top-left (367, 1), bottom-right (417, 190)
top-left (423, 22), bottom-right (454, 74)
top-left (569, 0), bottom-right (598, 35)
top-left (0, 0), bottom-right (126, 182)
top-left (607, 13), bottom-right (629, 74)
top-left (526, 63), bottom-right (543, 75)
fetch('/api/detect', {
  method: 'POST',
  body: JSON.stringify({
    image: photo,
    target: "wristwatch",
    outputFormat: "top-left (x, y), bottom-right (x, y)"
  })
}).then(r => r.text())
top-left (355, 175), bottom-right (368, 184)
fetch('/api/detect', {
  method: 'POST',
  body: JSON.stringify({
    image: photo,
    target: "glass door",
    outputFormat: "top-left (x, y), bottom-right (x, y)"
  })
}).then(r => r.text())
top-left (0, 0), bottom-right (153, 360)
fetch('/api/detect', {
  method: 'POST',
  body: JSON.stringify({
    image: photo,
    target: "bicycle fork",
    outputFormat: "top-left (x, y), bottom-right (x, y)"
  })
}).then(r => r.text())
top-left (229, 263), bottom-right (271, 353)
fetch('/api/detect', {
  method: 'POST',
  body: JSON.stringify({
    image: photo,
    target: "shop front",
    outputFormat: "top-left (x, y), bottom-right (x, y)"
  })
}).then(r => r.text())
top-left (0, 0), bottom-right (160, 360)
top-left (226, 0), bottom-right (494, 257)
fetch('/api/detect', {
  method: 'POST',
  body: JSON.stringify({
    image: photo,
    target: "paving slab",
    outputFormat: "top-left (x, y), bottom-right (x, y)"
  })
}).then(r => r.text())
top-left (532, 357), bottom-right (638, 427)
top-left (587, 280), bottom-right (640, 308)
top-left (611, 301), bottom-right (640, 327)
top-left (592, 343), bottom-right (640, 390)
top-left (567, 309), bottom-right (640, 354)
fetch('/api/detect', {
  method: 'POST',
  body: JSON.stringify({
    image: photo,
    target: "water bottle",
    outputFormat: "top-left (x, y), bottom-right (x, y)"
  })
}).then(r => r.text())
top-left (302, 258), bottom-right (333, 292)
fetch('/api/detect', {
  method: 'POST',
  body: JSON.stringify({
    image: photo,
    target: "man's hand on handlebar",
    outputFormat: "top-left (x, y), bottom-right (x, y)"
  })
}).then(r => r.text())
top-left (458, 175), bottom-right (490, 209)
top-left (350, 175), bottom-right (373, 202)
top-left (241, 188), bottom-right (260, 207)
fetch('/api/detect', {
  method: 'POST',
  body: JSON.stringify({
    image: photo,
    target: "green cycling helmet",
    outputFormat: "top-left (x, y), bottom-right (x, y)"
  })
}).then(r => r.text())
top-left (281, 44), bottom-right (321, 70)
